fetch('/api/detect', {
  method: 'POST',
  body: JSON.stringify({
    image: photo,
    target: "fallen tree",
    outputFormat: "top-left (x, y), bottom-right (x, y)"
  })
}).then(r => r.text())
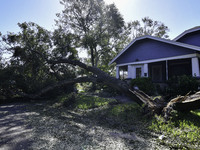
top-left (2, 21), bottom-right (199, 119)
top-left (23, 57), bottom-right (200, 118)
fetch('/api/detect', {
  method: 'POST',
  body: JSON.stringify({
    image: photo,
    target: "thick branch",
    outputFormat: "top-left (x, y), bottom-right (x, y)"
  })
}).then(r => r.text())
top-left (48, 58), bottom-right (152, 106)
top-left (27, 76), bottom-right (98, 99)
top-left (48, 58), bottom-right (109, 77)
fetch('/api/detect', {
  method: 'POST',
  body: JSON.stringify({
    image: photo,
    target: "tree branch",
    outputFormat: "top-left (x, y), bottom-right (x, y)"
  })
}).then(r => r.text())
top-left (26, 76), bottom-right (98, 99)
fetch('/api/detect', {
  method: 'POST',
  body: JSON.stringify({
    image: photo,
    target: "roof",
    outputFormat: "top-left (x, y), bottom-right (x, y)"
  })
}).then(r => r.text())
top-left (173, 26), bottom-right (200, 41)
top-left (109, 35), bottom-right (200, 65)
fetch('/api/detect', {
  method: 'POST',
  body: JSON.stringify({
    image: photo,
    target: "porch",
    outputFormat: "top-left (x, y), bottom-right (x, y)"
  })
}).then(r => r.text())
top-left (116, 56), bottom-right (200, 82)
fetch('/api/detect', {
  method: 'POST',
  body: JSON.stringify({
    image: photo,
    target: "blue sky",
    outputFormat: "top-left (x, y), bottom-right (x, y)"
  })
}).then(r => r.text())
top-left (0, 0), bottom-right (63, 34)
top-left (0, 0), bottom-right (200, 39)
top-left (107, 0), bottom-right (200, 39)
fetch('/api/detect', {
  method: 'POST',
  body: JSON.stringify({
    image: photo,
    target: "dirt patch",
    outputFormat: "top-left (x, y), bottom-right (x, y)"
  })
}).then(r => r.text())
top-left (109, 132), bottom-right (145, 142)
top-left (0, 103), bottom-right (34, 150)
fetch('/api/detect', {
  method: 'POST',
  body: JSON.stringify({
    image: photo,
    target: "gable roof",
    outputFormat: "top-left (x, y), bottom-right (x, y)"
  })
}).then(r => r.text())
top-left (109, 35), bottom-right (200, 65)
top-left (173, 26), bottom-right (200, 41)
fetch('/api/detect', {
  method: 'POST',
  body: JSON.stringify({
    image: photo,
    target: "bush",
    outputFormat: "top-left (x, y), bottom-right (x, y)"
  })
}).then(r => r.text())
top-left (98, 85), bottom-right (119, 97)
top-left (166, 75), bottom-right (199, 98)
top-left (130, 77), bottom-right (155, 95)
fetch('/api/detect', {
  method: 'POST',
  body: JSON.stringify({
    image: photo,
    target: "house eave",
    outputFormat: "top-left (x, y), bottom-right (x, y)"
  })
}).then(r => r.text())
top-left (173, 26), bottom-right (200, 41)
top-left (116, 53), bottom-right (200, 67)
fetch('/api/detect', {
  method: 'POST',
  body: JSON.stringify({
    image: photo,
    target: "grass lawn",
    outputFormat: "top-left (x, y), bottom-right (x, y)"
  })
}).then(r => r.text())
top-left (149, 110), bottom-right (200, 149)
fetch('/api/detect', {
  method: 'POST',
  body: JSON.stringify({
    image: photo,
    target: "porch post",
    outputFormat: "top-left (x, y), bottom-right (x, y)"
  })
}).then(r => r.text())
top-left (144, 64), bottom-right (148, 77)
top-left (132, 66), bottom-right (136, 79)
top-left (192, 57), bottom-right (200, 77)
top-left (116, 66), bottom-right (119, 79)
top-left (128, 65), bottom-right (133, 78)
top-left (166, 60), bottom-right (168, 80)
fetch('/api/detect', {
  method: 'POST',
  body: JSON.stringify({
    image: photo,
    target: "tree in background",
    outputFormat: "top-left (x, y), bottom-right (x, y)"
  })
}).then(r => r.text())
top-left (56, 0), bottom-right (126, 72)
top-left (127, 17), bottom-right (169, 39)
top-left (56, 0), bottom-right (169, 73)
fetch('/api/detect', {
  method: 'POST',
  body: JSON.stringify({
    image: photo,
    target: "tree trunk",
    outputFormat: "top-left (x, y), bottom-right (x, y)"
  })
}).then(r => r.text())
top-left (90, 47), bottom-right (95, 67)
top-left (163, 91), bottom-right (200, 119)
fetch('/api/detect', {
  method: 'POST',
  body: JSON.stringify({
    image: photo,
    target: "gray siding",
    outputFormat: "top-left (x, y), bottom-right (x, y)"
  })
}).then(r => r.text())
top-left (116, 39), bottom-right (195, 64)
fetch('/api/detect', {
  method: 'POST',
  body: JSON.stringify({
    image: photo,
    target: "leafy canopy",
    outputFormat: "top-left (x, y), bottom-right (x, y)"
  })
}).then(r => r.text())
top-left (56, 0), bottom-right (126, 70)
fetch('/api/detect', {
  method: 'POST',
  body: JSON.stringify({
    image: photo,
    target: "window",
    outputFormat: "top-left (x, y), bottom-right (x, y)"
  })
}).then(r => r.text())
top-left (119, 66), bottom-right (128, 79)
top-left (136, 67), bottom-right (142, 78)
top-left (168, 59), bottom-right (191, 78)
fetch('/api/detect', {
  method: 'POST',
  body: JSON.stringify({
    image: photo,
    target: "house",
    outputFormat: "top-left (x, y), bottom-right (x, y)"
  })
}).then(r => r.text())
top-left (109, 27), bottom-right (200, 82)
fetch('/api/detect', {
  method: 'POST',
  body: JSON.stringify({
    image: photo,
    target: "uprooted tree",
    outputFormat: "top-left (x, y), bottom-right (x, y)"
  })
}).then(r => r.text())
top-left (34, 57), bottom-right (200, 117)
top-left (7, 53), bottom-right (200, 118)
top-left (0, 0), bottom-right (199, 118)
top-left (1, 22), bottom-right (200, 117)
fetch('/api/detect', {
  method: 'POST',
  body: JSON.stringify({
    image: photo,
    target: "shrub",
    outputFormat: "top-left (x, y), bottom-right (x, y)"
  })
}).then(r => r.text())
top-left (130, 77), bottom-right (155, 95)
top-left (166, 75), bottom-right (199, 98)
top-left (98, 85), bottom-right (119, 97)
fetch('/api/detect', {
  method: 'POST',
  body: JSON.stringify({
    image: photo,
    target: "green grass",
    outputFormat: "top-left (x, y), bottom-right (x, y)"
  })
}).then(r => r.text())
top-left (56, 93), bottom-right (145, 128)
top-left (191, 109), bottom-right (200, 116)
top-left (109, 103), bottom-right (141, 119)
top-left (75, 94), bottom-right (116, 110)
top-left (149, 110), bottom-right (200, 149)
top-left (106, 103), bottom-right (146, 130)
top-left (56, 93), bottom-right (116, 110)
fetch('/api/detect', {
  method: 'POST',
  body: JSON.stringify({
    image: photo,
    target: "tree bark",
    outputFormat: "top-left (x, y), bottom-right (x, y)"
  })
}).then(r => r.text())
top-left (163, 91), bottom-right (200, 119)
top-left (48, 58), bottom-right (151, 106)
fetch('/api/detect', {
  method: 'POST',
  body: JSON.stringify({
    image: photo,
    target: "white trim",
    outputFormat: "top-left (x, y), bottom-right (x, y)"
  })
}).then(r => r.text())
top-left (131, 65), bottom-right (136, 79)
top-left (126, 64), bottom-right (144, 79)
top-left (116, 54), bottom-right (197, 67)
top-left (116, 66), bottom-right (119, 79)
top-left (109, 35), bottom-right (200, 65)
top-left (127, 65), bottom-right (133, 78)
top-left (192, 57), bottom-right (200, 77)
top-left (143, 64), bottom-right (148, 77)
top-left (135, 65), bottom-right (144, 78)
top-left (173, 27), bottom-right (200, 41)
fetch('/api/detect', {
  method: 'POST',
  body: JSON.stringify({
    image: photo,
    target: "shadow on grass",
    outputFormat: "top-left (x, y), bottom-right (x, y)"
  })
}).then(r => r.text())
top-left (172, 110), bottom-right (200, 127)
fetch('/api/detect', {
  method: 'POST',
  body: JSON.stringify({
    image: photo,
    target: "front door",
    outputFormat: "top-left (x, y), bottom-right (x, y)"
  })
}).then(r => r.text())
top-left (136, 67), bottom-right (142, 78)
top-left (152, 65), bottom-right (162, 82)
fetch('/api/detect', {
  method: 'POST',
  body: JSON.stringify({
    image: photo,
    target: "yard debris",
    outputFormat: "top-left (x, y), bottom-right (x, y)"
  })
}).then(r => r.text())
top-left (110, 132), bottom-right (144, 142)
top-left (163, 91), bottom-right (200, 120)
top-left (158, 135), bottom-right (165, 140)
